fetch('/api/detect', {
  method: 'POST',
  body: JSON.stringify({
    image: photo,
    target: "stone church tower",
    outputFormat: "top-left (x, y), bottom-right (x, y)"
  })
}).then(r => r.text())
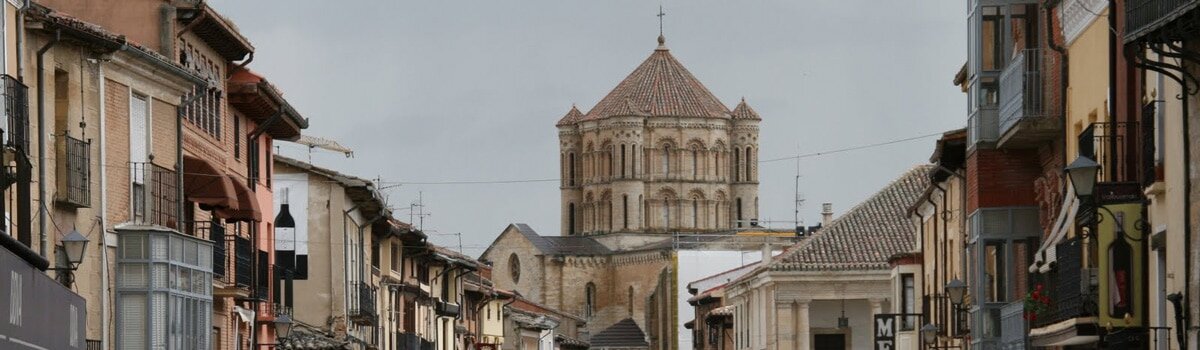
top-left (556, 35), bottom-right (761, 238)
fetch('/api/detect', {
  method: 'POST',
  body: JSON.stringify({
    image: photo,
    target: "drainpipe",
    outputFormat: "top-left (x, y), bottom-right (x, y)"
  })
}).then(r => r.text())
top-left (35, 29), bottom-right (60, 257)
top-left (1044, 0), bottom-right (1068, 175)
top-left (1107, 0), bottom-right (1118, 176)
top-left (96, 55), bottom-right (111, 350)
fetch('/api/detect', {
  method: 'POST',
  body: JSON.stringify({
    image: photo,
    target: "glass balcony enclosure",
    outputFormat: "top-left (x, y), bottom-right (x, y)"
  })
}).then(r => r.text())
top-left (116, 227), bottom-right (214, 350)
top-left (966, 206), bottom-right (1040, 347)
top-left (967, 0), bottom-right (1039, 149)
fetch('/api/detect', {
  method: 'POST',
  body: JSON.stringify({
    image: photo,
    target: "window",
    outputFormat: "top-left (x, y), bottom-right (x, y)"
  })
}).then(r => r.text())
top-left (628, 286), bottom-right (634, 316)
top-left (622, 195), bottom-right (629, 229)
top-left (745, 147), bottom-right (752, 181)
top-left (371, 242), bottom-right (380, 269)
top-left (585, 282), bottom-right (596, 318)
top-left (984, 241), bottom-right (1006, 302)
top-left (901, 274), bottom-right (915, 330)
top-left (117, 231), bottom-right (214, 350)
top-left (621, 144), bottom-right (627, 177)
top-left (508, 253), bottom-right (520, 284)
top-left (692, 199), bottom-right (698, 228)
top-left (692, 149), bottom-right (698, 179)
top-left (631, 146), bottom-right (637, 176)
top-left (736, 198), bottom-right (744, 228)
top-left (180, 43), bottom-right (223, 139)
top-left (233, 119), bottom-right (241, 159)
top-left (569, 203), bottom-right (576, 235)
top-left (390, 242), bottom-right (400, 272)
top-left (733, 148), bottom-right (741, 181)
top-left (661, 200), bottom-right (671, 229)
top-left (568, 153), bottom-right (576, 186)
top-left (661, 146), bottom-right (670, 177)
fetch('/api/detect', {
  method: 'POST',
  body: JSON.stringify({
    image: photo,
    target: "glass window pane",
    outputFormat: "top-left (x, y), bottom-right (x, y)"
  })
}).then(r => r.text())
top-left (120, 263), bottom-right (148, 288)
top-left (152, 235), bottom-right (168, 260)
top-left (119, 293), bottom-right (147, 350)
top-left (123, 235), bottom-right (146, 259)
top-left (153, 263), bottom-right (167, 289)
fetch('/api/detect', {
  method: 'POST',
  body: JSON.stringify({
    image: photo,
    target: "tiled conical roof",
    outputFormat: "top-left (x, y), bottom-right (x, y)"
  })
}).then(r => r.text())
top-left (731, 98), bottom-right (761, 120)
top-left (556, 105), bottom-right (585, 126)
top-left (583, 37), bottom-right (730, 120)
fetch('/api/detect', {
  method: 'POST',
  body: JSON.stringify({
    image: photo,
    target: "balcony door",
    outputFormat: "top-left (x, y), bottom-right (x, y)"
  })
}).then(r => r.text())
top-left (129, 93), bottom-right (150, 220)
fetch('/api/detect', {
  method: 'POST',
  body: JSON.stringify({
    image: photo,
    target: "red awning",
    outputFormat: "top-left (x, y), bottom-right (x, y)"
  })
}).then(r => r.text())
top-left (183, 156), bottom-right (235, 209)
top-left (217, 173), bottom-right (262, 222)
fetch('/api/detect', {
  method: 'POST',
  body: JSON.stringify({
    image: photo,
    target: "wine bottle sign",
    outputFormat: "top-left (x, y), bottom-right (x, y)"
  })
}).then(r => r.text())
top-left (1096, 202), bottom-right (1145, 327)
top-left (273, 173), bottom-right (310, 279)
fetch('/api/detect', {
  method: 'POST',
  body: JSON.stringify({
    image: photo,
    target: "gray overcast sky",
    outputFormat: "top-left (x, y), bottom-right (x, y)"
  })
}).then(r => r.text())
top-left (209, 0), bottom-right (966, 255)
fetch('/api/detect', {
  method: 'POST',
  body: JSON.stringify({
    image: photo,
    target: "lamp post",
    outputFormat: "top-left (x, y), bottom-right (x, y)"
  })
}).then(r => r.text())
top-left (1065, 156), bottom-right (1100, 199)
top-left (945, 279), bottom-right (967, 306)
top-left (48, 229), bottom-right (89, 286)
top-left (921, 323), bottom-right (939, 349)
top-left (274, 314), bottom-right (293, 342)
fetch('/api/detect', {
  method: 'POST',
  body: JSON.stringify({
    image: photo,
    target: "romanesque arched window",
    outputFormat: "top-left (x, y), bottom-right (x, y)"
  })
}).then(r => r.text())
top-left (585, 282), bottom-right (597, 318)
top-left (608, 144), bottom-right (616, 178)
top-left (745, 147), bottom-right (753, 182)
top-left (736, 197), bottom-right (744, 228)
top-left (692, 199), bottom-right (699, 228)
top-left (628, 286), bottom-right (635, 316)
top-left (622, 194), bottom-right (629, 229)
top-left (661, 146), bottom-right (671, 178)
top-left (568, 152), bottom-right (576, 187)
top-left (692, 149), bottom-right (699, 179)
top-left (639, 195), bottom-right (645, 228)
top-left (621, 144), bottom-right (627, 178)
top-left (568, 203), bottom-right (576, 236)
top-left (733, 148), bottom-right (741, 182)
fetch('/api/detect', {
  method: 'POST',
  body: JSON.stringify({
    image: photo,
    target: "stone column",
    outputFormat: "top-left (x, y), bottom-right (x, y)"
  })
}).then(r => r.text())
top-left (766, 285), bottom-right (777, 349)
top-left (796, 300), bottom-right (811, 350)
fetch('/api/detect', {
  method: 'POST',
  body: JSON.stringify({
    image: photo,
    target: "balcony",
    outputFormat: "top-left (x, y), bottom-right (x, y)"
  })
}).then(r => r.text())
top-left (968, 106), bottom-right (999, 151)
top-left (1030, 237), bottom-right (1101, 346)
top-left (349, 281), bottom-right (377, 325)
top-left (436, 300), bottom-right (461, 317)
top-left (1125, 0), bottom-right (1200, 42)
top-left (998, 49), bottom-right (1061, 149)
top-left (2, 74), bottom-right (29, 151)
top-left (56, 135), bottom-right (91, 208)
top-left (1079, 122), bottom-right (1140, 183)
top-left (129, 162), bottom-right (178, 227)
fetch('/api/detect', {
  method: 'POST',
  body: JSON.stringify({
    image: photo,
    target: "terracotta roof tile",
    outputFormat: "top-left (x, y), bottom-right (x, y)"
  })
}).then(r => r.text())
top-left (767, 165), bottom-right (931, 272)
top-left (556, 105), bottom-right (585, 126)
top-left (731, 98), bottom-right (761, 120)
top-left (582, 38), bottom-right (730, 121)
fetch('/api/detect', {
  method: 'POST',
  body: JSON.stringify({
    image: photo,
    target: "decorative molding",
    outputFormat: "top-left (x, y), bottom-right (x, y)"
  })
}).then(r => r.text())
top-left (1061, 0), bottom-right (1107, 46)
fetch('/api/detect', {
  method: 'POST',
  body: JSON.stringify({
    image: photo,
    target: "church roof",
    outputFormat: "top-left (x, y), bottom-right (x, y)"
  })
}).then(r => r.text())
top-left (512, 224), bottom-right (612, 256)
top-left (582, 37), bottom-right (731, 121)
top-left (766, 165), bottom-right (931, 272)
top-left (590, 318), bottom-right (649, 348)
top-left (556, 105), bottom-right (585, 126)
top-left (730, 98), bottom-right (761, 120)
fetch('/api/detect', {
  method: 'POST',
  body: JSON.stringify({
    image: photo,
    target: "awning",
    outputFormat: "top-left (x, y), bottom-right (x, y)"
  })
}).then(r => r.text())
top-left (216, 173), bottom-right (262, 222)
top-left (183, 155), bottom-right (235, 209)
top-left (1030, 185), bottom-right (1077, 273)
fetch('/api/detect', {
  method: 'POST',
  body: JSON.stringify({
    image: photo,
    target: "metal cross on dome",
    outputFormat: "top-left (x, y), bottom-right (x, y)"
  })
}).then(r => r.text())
top-left (657, 5), bottom-right (666, 36)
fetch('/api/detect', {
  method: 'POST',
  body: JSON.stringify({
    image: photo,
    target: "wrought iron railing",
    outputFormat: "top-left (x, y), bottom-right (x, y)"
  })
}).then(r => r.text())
top-left (999, 49), bottom-right (1060, 137)
top-left (129, 162), bottom-right (177, 227)
top-left (1125, 0), bottom-right (1200, 42)
top-left (2, 74), bottom-right (29, 151)
top-left (255, 251), bottom-right (269, 300)
top-left (85, 339), bottom-right (102, 350)
top-left (1079, 122), bottom-right (1139, 182)
top-left (349, 281), bottom-right (377, 323)
top-left (58, 135), bottom-right (90, 207)
top-left (234, 236), bottom-right (254, 287)
top-left (1033, 237), bottom-right (1094, 328)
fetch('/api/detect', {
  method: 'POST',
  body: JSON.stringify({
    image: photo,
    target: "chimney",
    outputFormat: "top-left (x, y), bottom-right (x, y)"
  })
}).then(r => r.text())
top-left (821, 202), bottom-right (834, 226)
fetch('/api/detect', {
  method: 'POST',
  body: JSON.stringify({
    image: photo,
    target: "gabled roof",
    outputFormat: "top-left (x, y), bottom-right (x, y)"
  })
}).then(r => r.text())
top-left (274, 155), bottom-right (388, 220)
top-left (583, 36), bottom-right (730, 121)
top-left (555, 105), bottom-right (585, 126)
top-left (766, 165), bottom-right (931, 272)
top-left (495, 224), bottom-right (612, 257)
top-left (730, 98), bottom-right (761, 120)
top-left (177, 4), bottom-right (254, 61)
top-left (687, 262), bottom-right (759, 297)
top-left (590, 318), bottom-right (648, 348)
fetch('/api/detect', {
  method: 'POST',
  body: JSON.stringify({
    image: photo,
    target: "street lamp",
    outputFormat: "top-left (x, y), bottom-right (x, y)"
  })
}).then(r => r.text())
top-left (945, 279), bottom-right (967, 306)
top-left (274, 314), bottom-right (294, 341)
top-left (1065, 156), bottom-right (1100, 198)
top-left (921, 323), bottom-right (939, 345)
top-left (50, 229), bottom-right (90, 286)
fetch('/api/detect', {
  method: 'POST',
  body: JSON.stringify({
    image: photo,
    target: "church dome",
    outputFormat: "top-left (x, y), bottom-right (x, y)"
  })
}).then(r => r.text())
top-left (556, 105), bottom-right (585, 126)
top-left (582, 38), bottom-right (731, 121)
top-left (731, 98), bottom-right (761, 120)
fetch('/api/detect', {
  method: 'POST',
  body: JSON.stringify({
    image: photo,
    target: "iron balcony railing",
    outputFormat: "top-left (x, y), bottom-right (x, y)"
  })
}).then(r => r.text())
top-left (2, 74), bottom-right (29, 151)
top-left (58, 135), bottom-right (91, 207)
top-left (234, 235), bottom-right (254, 288)
top-left (129, 162), bottom-right (177, 227)
top-left (1033, 237), bottom-right (1095, 328)
top-left (999, 49), bottom-right (1060, 138)
top-left (1079, 122), bottom-right (1140, 182)
top-left (85, 339), bottom-right (102, 350)
top-left (436, 300), bottom-right (461, 318)
top-left (349, 281), bottom-right (377, 324)
top-left (255, 251), bottom-right (269, 300)
top-left (1125, 0), bottom-right (1200, 42)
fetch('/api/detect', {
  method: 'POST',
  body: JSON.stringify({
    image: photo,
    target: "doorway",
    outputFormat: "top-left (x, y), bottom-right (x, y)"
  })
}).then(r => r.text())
top-left (814, 333), bottom-right (846, 350)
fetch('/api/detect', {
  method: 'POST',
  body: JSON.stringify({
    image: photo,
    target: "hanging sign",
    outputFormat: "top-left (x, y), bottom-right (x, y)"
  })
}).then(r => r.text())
top-left (1096, 200), bottom-right (1145, 328)
top-left (874, 314), bottom-right (896, 350)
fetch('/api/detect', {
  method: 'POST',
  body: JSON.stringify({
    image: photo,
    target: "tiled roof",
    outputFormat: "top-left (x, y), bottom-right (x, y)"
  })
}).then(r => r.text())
top-left (555, 334), bottom-right (591, 349)
top-left (730, 98), bottom-right (761, 120)
top-left (590, 318), bottom-right (648, 348)
top-left (556, 105), bottom-right (585, 126)
top-left (687, 262), bottom-right (759, 301)
top-left (767, 165), bottom-right (931, 272)
top-left (582, 37), bottom-right (731, 121)
top-left (512, 224), bottom-right (612, 256)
